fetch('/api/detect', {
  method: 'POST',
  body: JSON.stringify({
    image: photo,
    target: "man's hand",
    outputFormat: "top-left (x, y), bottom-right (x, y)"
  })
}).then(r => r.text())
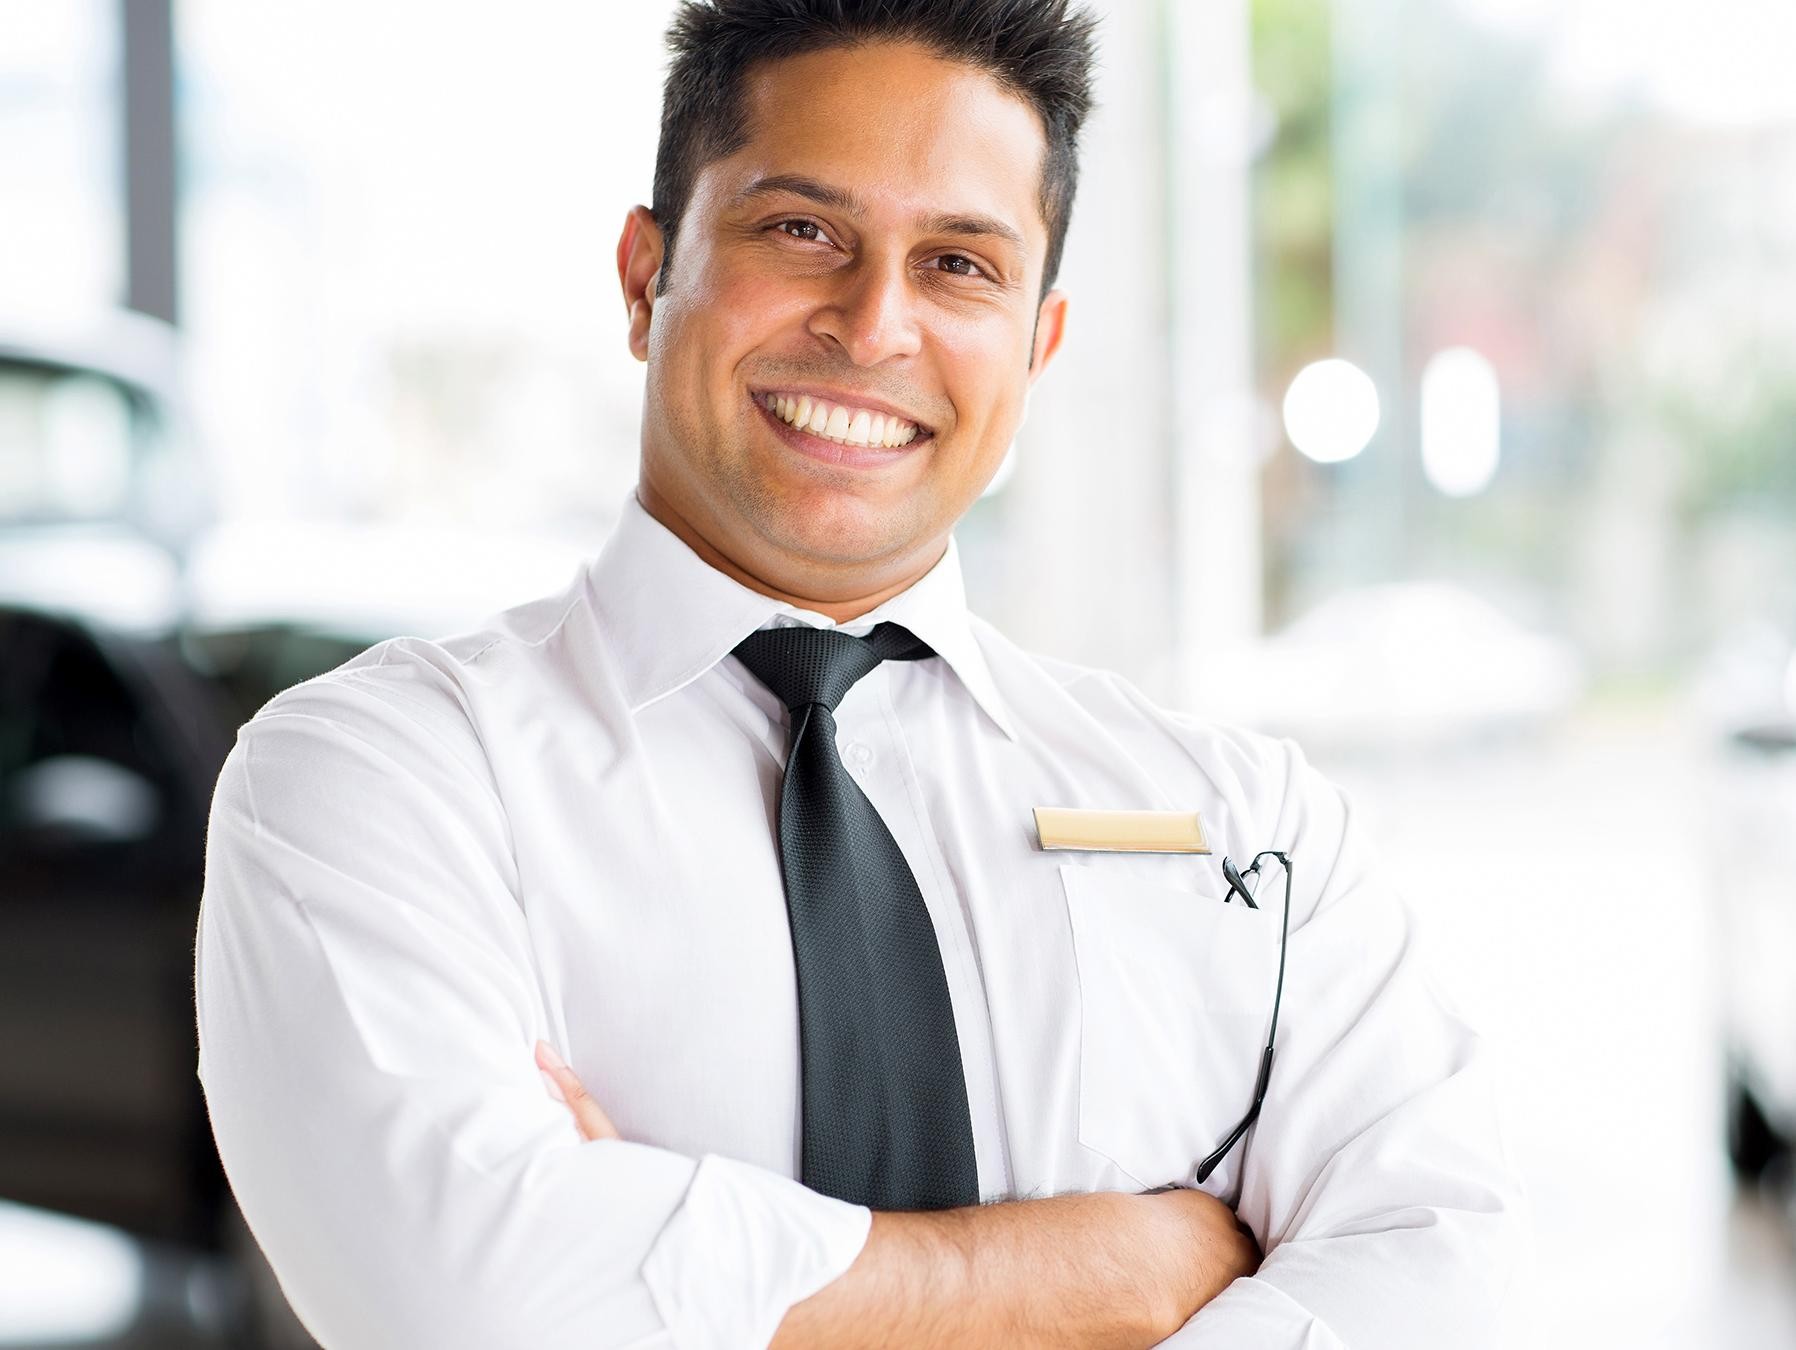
top-left (532, 1041), bottom-right (1262, 1346)
top-left (1148, 1184), bottom-right (1263, 1329)
top-left (534, 1040), bottom-right (620, 1141)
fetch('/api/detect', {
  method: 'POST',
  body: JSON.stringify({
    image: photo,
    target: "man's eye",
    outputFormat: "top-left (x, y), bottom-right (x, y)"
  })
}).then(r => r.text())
top-left (774, 219), bottom-right (829, 244)
top-left (932, 253), bottom-right (986, 279)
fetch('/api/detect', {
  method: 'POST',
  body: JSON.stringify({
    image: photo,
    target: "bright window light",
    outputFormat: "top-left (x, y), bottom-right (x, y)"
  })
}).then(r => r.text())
top-left (1282, 358), bottom-right (1381, 464)
top-left (1420, 346), bottom-right (1501, 497)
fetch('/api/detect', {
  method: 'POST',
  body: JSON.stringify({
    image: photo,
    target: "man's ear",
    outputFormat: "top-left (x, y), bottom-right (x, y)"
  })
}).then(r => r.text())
top-left (1028, 287), bottom-right (1069, 382)
top-left (616, 205), bottom-right (665, 363)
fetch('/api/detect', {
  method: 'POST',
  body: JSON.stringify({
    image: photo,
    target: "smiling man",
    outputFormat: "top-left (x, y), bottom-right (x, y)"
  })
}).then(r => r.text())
top-left (195, 3), bottom-right (1523, 1348)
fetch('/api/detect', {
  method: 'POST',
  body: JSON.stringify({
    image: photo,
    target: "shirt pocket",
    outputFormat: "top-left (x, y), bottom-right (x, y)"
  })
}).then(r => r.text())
top-left (1059, 860), bottom-right (1282, 1190)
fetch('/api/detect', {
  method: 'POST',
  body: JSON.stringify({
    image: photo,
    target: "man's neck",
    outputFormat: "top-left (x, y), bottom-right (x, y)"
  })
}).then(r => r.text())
top-left (634, 479), bottom-right (943, 624)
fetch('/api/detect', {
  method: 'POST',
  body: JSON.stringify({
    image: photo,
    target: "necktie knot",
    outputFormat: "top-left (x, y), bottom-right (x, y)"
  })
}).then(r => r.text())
top-left (732, 620), bottom-right (935, 714)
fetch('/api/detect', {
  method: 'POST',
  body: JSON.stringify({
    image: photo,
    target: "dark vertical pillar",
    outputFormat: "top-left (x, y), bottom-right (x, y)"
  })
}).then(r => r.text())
top-left (121, 0), bottom-right (178, 324)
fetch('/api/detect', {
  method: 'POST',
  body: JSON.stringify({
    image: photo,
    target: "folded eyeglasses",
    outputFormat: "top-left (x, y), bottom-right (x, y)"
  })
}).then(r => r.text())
top-left (1189, 849), bottom-right (1293, 1186)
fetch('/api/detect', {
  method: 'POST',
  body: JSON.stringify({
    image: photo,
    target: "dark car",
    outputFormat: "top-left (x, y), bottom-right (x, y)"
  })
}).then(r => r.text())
top-left (1720, 711), bottom-right (1796, 1194)
top-left (0, 312), bottom-right (371, 1347)
top-left (0, 310), bottom-right (600, 1345)
top-left (1693, 619), bottom-right (1796, 1217)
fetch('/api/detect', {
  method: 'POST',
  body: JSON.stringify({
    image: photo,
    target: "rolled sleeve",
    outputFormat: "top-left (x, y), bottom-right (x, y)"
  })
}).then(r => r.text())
top-left (1154, 735), bottom-right (1527, 1348)
top-left (194, 666), bottom-right (868, 1348)
top-left (641, 1154), bottom-right (871, 1350)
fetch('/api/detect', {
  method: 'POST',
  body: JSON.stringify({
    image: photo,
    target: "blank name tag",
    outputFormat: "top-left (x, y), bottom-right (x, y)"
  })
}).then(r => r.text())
top-left (1032, 806), bottom-right (1211, 854)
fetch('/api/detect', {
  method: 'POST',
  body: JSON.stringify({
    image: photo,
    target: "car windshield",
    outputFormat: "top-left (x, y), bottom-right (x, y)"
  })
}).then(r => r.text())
top-left (0, 363), bottom-right (142, 523)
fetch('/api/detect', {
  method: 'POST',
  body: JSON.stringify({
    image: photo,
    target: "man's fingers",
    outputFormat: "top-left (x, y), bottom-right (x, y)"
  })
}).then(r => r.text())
top-left (534, 1040), bottom-right (621, 1142)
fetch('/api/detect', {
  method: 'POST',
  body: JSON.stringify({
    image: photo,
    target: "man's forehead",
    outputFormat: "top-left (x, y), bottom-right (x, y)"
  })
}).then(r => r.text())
top-left (719, 40), bottom-right (1050, 243)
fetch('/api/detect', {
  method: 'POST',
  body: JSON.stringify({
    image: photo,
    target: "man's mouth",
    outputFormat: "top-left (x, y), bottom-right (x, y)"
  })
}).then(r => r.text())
top-left (755, 390), bottom-right (927, 450)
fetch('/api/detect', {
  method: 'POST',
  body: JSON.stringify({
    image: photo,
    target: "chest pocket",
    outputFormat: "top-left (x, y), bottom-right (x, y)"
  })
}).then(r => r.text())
top-left (1060, 861), bottom-right (1281, 1190)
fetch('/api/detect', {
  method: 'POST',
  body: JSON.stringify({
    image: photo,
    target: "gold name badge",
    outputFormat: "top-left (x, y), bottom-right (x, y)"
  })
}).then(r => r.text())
top-left (1032, 806), bottom-right (1211, 855)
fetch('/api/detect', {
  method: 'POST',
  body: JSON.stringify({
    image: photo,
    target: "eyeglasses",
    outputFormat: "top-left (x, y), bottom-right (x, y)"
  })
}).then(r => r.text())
top-left (1189, 849), bottom-right (1293, 1185)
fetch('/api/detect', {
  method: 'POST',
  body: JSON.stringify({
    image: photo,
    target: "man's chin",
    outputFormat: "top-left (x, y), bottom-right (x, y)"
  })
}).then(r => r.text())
top-left (747, 492), bottom-right (929, 572)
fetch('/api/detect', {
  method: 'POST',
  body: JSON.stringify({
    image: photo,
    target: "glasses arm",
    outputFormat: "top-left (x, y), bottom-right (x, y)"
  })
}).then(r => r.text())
top-left (1192, 850), bottom-right (1292, 1186)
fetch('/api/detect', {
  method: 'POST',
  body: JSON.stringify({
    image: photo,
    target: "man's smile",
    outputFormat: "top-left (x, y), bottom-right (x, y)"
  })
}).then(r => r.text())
top-left (751, 387), bottom-right (935, 469)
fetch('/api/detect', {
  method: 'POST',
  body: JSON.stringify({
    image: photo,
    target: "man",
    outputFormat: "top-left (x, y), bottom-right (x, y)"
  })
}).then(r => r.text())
top-left (194, 1), bottom-right (1523, 1346)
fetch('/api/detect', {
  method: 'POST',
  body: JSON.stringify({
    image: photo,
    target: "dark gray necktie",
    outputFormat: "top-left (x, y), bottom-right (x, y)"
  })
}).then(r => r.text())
top-left (731, 620), bottom-right (979, 1211)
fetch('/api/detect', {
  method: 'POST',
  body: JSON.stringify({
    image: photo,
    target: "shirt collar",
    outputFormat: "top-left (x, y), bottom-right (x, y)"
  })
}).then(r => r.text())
top-left (586, 486), bottom-right (1020, 742)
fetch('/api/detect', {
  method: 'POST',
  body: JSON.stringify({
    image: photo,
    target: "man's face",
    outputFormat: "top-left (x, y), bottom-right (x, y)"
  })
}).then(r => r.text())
top-left (620, 40), bottom-right (1069, 602)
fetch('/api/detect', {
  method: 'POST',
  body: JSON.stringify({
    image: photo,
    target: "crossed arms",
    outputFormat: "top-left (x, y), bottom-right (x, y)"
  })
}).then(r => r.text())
top-left (533, 1038), bottom-right (1258, 1347)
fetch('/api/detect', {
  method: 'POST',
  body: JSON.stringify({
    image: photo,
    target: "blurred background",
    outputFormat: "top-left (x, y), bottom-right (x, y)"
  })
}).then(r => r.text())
top-left (3, 0), bottom-right (1795, 1344)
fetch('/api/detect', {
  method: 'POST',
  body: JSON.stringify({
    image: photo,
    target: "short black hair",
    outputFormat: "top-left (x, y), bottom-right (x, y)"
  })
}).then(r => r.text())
top-left (651, 0), bottom-right (1099, 300)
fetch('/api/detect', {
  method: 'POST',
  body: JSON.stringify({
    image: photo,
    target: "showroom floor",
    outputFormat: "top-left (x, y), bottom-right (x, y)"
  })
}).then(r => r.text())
top-left (1326, 708), bottom-right (1796, 1348)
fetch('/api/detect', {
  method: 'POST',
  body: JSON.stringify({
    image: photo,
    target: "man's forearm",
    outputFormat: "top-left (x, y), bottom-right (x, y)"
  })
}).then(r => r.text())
top-left (771, 1188), bottom-right (1254, 1350)
top-left (538, 1037), bottom-right (1254, 1349)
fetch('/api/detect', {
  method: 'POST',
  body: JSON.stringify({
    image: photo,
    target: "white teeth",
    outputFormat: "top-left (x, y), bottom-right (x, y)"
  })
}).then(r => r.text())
top-left (760, 391), bottom-right (922, 449)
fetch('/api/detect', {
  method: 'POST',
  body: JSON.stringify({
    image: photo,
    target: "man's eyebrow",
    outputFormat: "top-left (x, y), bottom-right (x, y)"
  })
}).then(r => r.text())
top-left (731, 173), bottom-right (865, 215)
top-left (732, 173), bottom-right (1027, 251)
top-left (918, 211), bottom-right (1026, 251)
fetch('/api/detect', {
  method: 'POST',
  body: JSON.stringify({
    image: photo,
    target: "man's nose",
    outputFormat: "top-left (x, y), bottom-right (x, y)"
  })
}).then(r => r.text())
top-left (806, 257), bottom-right (924, 367)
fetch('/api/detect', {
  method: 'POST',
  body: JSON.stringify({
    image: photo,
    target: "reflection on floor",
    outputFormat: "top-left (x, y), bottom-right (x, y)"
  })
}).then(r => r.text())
top-left (1320, 707), bottom-right (1796, 1348)
top-left (1690, 1185), bottom-right (1796, 1348)
top-left (0, 1199), bottom-right (244, 1347)
top-left (2, 707), bottom-right (1793, 1347)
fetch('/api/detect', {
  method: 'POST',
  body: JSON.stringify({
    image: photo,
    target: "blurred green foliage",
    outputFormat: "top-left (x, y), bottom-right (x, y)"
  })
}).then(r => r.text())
top-left (1249, 0), bottom-right (1333, 371)
top-left (1665, 375), bottom-right (1796, 519)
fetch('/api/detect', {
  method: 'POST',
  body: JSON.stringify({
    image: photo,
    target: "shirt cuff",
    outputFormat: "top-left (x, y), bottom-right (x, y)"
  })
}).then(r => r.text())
top-left (1156, 1276), bottom-right (1347, 1350)
top-left (639, 1153), bottom-right (873, 1350)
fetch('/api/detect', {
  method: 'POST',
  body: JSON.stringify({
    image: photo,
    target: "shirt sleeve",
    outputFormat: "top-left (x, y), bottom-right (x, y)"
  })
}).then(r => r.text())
top-left (1153, 734), bottom-right (1528, 1349)
top-left (193, 656), bottom-right (870, 1350)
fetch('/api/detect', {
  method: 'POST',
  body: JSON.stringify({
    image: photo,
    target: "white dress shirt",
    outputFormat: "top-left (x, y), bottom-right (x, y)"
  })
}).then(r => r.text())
top-left (195, 484), bottom-right (1523, 1349)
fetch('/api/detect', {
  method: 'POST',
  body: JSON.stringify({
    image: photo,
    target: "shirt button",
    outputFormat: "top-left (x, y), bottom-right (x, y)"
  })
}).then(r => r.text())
top-left (846, 741), bottom-right (874, 766)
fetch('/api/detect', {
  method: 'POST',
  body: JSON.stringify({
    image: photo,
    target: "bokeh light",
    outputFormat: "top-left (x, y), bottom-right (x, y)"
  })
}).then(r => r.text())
top-left (1420, 346), bottom-right (1502, 497)
top-left (1281, 358), bottom-right (1381, 464)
